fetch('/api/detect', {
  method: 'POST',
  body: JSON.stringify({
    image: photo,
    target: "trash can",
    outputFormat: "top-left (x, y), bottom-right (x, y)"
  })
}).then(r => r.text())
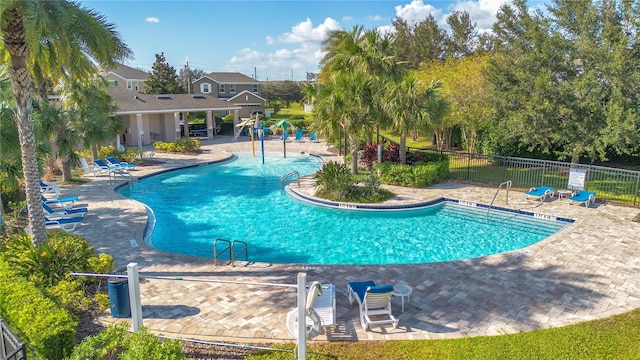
top-left (107, 276), bottom-right (131, 318)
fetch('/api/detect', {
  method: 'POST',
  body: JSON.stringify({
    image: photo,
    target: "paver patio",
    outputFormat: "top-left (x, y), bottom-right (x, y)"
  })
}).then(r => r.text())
top-left (62, 135), bottom-right (640, 344)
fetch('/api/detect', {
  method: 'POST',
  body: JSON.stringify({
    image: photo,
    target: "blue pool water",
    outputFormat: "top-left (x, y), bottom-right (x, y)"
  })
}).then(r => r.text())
top-left (119, 152), bottom-right (566, 265)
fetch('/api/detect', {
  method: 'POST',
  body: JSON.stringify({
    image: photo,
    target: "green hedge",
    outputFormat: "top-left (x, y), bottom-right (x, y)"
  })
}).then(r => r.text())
top-left (153, 138), bottom-right (201, 153)
top-left (0, 258), bottom-right (76, 360)
top-left (374, 160), bottom-right (449, 187)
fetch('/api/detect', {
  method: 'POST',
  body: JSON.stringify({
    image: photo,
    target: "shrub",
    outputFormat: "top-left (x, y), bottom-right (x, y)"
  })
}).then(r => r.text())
top-left (313, 161), bottom-right (353, 201)
top-left (153, 138), bottom-right (201, 153)
top-left (374, 159), bottom-right (449, 187)
top-left (223, 113), bottom-right (235, 122)
top-left (98, 146), bottom-right (139, 163)
top-left (3, 231), bottom-right (97, 287)
top-left (69, 323), bottom-right (185, 360)
top-left (0, 258), bottom-right (77, 360)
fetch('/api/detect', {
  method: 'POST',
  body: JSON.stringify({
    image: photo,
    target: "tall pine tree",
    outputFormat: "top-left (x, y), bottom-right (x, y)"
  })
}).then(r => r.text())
top-left (144, 53), bottom-right (185, 94)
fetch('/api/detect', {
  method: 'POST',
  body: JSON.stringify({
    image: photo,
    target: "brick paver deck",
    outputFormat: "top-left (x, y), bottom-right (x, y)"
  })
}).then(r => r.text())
top-left (61, 135), bottom-right (640, 344)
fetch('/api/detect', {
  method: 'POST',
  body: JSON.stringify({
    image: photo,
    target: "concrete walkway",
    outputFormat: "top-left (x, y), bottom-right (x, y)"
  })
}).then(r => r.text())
top-left (60, 135), bottom-right (640, 344)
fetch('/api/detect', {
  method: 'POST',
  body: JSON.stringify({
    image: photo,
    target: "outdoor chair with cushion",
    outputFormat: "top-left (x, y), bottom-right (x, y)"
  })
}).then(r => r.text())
top-left (348, 280), bottom-right (398, 331)
top-left (568, 190), bottom-right (596, 208)
top-left (525, 186), bottom-right (555, 203)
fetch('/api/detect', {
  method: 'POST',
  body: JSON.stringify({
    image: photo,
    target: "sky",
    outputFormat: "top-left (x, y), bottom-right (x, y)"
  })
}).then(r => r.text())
top-left (81, 0), bottom-right (536, 81)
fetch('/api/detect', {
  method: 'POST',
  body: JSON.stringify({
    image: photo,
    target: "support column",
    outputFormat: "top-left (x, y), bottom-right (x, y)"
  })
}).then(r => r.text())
top-left (136, 114), bottom-right (143, 151)
top-left (206, 111), bottom-right (213, 138)
top-left (127, 263), bottom-right (143, 332)
top-left (174, 112), bottom-right (181, 139)
top-left (233, 109), bottom-right (240, 140)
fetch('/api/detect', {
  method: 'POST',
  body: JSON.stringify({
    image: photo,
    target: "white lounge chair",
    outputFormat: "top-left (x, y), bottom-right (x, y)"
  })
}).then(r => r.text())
top-left (348, 280), bottom-right (398, 331)
top-left (79, 157), bottom-right (102, 176)
top-left (525, 186), bottom-right (555, 203)
top-left (39, 180), bottom-right (60, 196)
top-left (312, 284), bottom-right (336, 333)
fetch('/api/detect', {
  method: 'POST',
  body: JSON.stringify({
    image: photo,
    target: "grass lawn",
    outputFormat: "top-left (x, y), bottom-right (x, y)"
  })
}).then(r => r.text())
top-left (267, 103), bottom-right (313, 121)
top-left (247, 307), bottom-right (640, 359)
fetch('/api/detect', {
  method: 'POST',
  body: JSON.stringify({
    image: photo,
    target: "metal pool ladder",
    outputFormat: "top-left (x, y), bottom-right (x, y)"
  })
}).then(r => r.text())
top-left (279, 171), bottom-right (301, 193)
top-left (487, 180), bottom-right (512, 217)
top-left (213, 238), bottom-right (248, 267)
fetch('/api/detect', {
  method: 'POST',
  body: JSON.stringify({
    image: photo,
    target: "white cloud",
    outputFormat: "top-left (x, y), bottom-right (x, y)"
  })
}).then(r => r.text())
top-left (369, 15), bottom-right (385, 22)
top-left (278, 17), bottom-right (341, 43)
top-left (225, 18), bottom-right (342, 79)
top-left (450, 0), bottom-right (509, 32)
top-left (342, 16), bottom-right (353, 22)
top-left (394, 0), bottom-right (441, 25)
top-left (145, 17), bottom-right (160, 23)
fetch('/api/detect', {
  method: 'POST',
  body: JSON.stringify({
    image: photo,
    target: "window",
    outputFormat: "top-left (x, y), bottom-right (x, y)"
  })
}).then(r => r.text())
top-left (135, 82), bottom-right (139, 91)
top-left (108, 80), bottom-right (118, 87)
top-left (219, 84), bottom-right (225, 93)
top-left (201, 83), bottom-right (211, 93)
top-left (126, 81), bottom-right (132, 90)
top-left (253, 84), bottom-right (258, 93)
top-left (230, 84), bottom-right (236, 94)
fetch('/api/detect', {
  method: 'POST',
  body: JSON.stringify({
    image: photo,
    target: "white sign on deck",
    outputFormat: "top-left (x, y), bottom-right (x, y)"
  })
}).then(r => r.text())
top-left (568, 168), bottom-right (587, 190)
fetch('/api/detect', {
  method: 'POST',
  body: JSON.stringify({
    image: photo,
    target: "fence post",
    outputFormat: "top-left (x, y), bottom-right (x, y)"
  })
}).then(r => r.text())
top-left (127, 263), bottom-right (143, 332)
top-left (466, 152), bottom-right (471, 180)
top-left (635, 173), bottom-right (639, 207)
top-left (297, 273), bottom-right (307, 360)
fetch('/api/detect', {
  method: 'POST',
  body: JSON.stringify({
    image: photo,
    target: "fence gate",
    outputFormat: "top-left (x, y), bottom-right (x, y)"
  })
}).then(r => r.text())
top-left (1, 319), bottom-right (26, 360)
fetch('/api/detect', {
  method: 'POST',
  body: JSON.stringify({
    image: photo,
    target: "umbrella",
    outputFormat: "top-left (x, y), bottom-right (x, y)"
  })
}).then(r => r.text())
top-left (275, 119), bottom-right (293, 130)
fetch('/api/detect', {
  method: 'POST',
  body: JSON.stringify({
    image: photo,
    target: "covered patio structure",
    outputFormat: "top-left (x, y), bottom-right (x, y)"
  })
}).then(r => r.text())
top-left (109, 87), bottom-right (242, 150)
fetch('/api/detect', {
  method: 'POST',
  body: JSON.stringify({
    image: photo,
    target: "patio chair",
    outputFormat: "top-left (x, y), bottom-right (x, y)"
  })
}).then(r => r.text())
top-left (279, 131), bottom-right (289, 141)
top-left (45, 216), bottom-right (83, 232)
top-left (568, 190), bottom-right (596, 208)
top-left (106, 156), bottom-right (135, 170)
top-left (80, 157), bottom-right (102, 176)
top-left (93, 159), bottom-right (122, 174)
top-left (308, 132), bottom-right (319, 143)
top-left (348, 280), bottom-right (398, 331)
top-left (312, 284), bottom-right (337, 333)
top-left (39, 180), bottom-right (60, 196)
top-left (525, 186), bottom-right (555, 203)
top-left (293, 130), bottom-right (304, 142)
top-left (41, 195), bottom-right (78, 209)
top-left (42, 202), bottom-right (87, 219)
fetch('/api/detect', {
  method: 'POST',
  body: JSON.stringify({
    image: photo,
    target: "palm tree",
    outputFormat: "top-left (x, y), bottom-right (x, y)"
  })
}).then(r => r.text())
top-left (384, 73), bottom-right (443, 164)
top-left (0, 1), bottom-right (131, 246)
top-left (61, 75), bottom-right (122, 160)
top-left (35, 101), bottom-right (80, 181)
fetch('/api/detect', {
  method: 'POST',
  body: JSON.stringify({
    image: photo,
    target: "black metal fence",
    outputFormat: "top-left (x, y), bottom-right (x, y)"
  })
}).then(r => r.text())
top-left (0, 320), bottom-right (26, 360)
top-left (409, 148), bottom-right (640, 207)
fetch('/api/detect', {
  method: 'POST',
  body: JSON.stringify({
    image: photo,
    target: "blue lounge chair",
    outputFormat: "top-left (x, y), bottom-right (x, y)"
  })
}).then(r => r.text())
top-left (525, 186), bottom-right (555, 202)
top-left (308, 132), bottom-right (319, 142)
top-left (280, 131), bottom-right (289, 141)
top-left (106, 156), bottom-right (135, 170)
top-left (293, 130), bottom-right (304, 142)
top-left (42, 202), bottom-right (87, 219)
top-left (94, 159), bottom-right (121, 173)
top-left (41, 195), bottom-right (78, 209)
top-left (347, 280), bottom-right (398, 331)
top-left (45, 216), bottom-right (83, 232)
top-left (568, 190), bottom-right (596, 207)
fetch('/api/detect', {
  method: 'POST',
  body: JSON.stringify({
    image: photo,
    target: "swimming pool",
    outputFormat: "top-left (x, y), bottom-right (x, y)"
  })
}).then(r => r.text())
top-left (120, 152), bottom-right (568, 265)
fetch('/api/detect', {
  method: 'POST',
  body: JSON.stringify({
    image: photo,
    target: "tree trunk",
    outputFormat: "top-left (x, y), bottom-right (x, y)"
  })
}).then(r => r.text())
top-left (399, 132), bottom-right (407, 164)
top-left (92, 144), bottom-right (100, 160)
top-left (61, 155), bottom-right (73, 182)
top-left (2, 9), bottom-right (48, 246)
top-left (350, 136), bottom-right (359, 174)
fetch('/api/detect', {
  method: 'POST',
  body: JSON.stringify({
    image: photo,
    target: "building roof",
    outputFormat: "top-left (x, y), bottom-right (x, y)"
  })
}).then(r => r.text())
top-left (200, 72), bottom-right (259, 84)
top-left (105, 63), bottom-right (149, 81)
top-left (227, 90), bottom-right (266, 102)
top-left (109, 87), bottom-right (241, 115)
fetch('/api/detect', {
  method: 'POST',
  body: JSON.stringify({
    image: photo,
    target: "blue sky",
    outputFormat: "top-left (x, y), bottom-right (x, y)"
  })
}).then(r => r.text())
top-left (82, 0), bottom-right (525, 81)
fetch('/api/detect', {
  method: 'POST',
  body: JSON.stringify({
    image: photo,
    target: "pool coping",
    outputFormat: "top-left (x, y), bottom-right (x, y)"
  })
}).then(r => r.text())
top-left (286, 186), bottom-right (575, 224)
